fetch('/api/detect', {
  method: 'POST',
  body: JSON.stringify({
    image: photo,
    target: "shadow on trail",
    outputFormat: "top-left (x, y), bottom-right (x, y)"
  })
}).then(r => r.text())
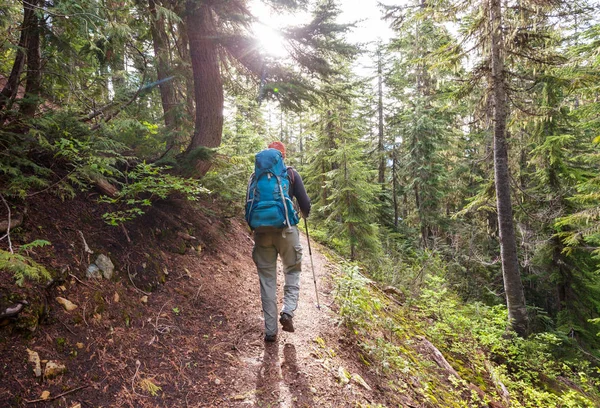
top-left (282, 343), bottom-right (316, 407)
top-left (255, 341), bottom-right (281, 406)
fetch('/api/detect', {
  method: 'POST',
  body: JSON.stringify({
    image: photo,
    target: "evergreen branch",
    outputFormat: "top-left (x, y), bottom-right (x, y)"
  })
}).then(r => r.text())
top-left (505, 49), bottom-right (566, 66)
top-left (507, 93), bottom-right (546, 117)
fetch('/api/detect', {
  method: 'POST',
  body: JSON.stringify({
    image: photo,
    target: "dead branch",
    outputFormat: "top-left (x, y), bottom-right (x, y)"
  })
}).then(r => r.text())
top-left (121, 223), bottom-right (131, 243)
top-left (177, 231), bottom-right (197, 241)
top-left (68, 272), bottom-right (93, 288)
top-left (91, 175), bottom-right (119, 198)
top-left (0, 300), bottom-right (28, 320)
top-left (25, 384), bottom-right (90, 403)
top-left (127, 264), bottom-right (151, 296)
top-left (77, 231), bottom-right (94, 255)
top-left (417, 336), bottom-right (460, 379)
top-left (0, 193), bottom-right (14, 253)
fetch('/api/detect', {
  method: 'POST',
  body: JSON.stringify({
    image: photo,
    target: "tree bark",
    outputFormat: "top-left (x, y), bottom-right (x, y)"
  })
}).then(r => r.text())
top-left (185, 0), bottom-right (223, 175)
top-left (20, 0), bottom-right (42, 117)
top-left (377, 46), bottom-right (385, 185)
top-left (489, 0), bottom-right (528, 337)
top-left (0, 1), bottom-right (32, 113)
top-left (392, 147), bottom-right (399, 228)
top-left (149, 0), bottom-right (182, 153)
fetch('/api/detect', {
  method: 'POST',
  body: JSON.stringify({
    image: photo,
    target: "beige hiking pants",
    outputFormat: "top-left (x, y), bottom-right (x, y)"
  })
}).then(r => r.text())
top-left (252, 226), bottom-right (303, 336)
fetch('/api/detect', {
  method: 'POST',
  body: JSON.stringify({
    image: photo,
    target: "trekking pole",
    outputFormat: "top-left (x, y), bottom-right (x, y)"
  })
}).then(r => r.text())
top-left (304, 218), bottom-right (321, 310)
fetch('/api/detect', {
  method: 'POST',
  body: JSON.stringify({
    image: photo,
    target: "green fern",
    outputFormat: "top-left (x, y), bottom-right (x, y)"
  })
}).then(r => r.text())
top-left (0, 249), bottom-right (52, 286)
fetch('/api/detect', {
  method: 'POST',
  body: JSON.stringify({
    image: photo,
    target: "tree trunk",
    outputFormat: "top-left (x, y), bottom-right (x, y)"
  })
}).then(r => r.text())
top-left (149, 0), bottom-right (182, 153)
top-left (414, 184), bottom-right (428, 248)
top-left (392, 146), bottom-right (399, 228)
top-left (185, 0), bottom-right (223, 175)
top-left (20, 0), bottom-right (42, 117)
top-left (489, 0), bottom-right (528, 337)
top-left (0, 1), bottom-right (32, 113)
top-left (377, 47), bottom-right (385, 185)
top-left (176, 19), bottom-right (196, 122)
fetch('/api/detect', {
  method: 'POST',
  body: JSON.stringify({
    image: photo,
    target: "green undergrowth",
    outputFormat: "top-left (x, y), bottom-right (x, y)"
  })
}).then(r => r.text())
top-left (0, 240), bottom-right (53, 286)
top-left (334, 262), bottom-right (600, 407)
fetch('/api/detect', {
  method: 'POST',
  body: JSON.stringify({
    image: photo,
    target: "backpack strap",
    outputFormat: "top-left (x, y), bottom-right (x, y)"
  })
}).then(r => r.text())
top-left (286, 167), bottom-right (295, 186)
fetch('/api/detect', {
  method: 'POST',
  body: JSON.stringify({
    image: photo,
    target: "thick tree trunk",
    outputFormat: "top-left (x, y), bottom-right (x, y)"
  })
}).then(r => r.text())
top-left (489, 0), bottom-right (528, 337)
top-left (185, 0), bottom-right (223, 175)
top-left (0, 1), bottom-right (32, 113)
top-left (20, 0), bottom-right (42, 117)
top-left (149, 0), bottom-right (182, 154)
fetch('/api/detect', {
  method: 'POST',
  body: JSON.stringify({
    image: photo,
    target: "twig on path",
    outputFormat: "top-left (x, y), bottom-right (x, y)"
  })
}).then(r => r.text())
top-left (127, 264), bottom-right (151, 296)
top-left (121, 223), bottom-right (131, 243)
top-left (13, 376), bottom-right (27, 392)
top-left (148, 301), bottom-right (180, 345)
top-left (81, 299), bottom-right (89, 327)
top-left (233, 327), bottom-right (256, 351)
top-left (130, 359), bottom-right (148, 398)
top-left (0, 193), bottom-right (14, 253)
top-left (25, 384), bottom-right (90, 403)
top-left (68, 273), bottom-right (94, 289)
top-left (60, 320), bottom-right (76, 335)
top-left (192, 283), bottom-right (203, 304)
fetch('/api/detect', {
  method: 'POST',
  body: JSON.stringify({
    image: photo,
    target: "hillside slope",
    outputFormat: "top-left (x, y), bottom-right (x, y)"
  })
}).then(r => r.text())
top-left (1, 194), bottom-right (596, 407)
top-left (0, 195), bottom-right (393, 407)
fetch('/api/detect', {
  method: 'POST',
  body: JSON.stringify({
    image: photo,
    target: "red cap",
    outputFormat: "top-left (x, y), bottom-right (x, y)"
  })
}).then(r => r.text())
top-left (268, 141), bottom-right (286, 158)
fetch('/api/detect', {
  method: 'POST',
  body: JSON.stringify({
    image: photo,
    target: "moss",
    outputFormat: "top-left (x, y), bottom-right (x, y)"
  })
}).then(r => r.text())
top-left (56, 337), bottom-right (67, 351)
top-left (93, 291), bottom-right (106, 314)
top-left (122, 310), bottom-right (131, 327)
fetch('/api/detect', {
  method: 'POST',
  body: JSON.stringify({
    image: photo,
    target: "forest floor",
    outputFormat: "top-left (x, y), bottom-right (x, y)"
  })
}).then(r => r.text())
top-left (0, 194), bottom-right (395, 407)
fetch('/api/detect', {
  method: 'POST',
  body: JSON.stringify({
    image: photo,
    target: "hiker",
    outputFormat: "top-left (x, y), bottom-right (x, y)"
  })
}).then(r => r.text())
top-left (245, 142), bottom-right (311, 342)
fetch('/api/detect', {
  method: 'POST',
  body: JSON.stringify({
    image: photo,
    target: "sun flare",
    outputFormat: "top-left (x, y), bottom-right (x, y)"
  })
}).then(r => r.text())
top-left (253, 22), bottom-right (288, 59)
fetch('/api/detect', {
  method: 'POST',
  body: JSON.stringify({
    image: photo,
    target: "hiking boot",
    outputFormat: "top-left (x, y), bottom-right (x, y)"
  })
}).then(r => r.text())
top-left (279, 312), bottom-right (295, 333)
top-left (264, 334), bottom-right (277, 342)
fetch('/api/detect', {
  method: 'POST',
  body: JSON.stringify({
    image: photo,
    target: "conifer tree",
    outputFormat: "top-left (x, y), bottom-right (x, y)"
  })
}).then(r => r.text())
top-left (385, 0), bottom-right (455, 248)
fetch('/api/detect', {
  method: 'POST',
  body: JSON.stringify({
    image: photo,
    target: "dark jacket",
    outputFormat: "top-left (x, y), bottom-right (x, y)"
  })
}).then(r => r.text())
top-left (287, 167), bottom-right (311, 218)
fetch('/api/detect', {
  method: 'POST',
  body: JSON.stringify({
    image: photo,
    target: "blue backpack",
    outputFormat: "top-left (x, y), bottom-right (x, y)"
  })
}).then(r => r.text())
top-left (245, 148), bottom-right (299, 230)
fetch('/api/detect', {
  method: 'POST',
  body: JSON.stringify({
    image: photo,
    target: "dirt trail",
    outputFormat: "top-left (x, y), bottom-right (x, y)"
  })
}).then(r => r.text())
top-left (1, 203), bottom-right (386, 407)
top-left (228, 231), bottom-right (379, 407)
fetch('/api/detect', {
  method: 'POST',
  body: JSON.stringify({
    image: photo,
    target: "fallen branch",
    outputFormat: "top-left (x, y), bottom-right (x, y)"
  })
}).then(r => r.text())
top-left (0, 300), bottom-right (28, 320)
top-left (417, 336), bottom-right (460, 379)
top-left (121, 223), bottom-right (131, 243)
top-left (91, 175), bottom-right (119, 198)
top-left (60, 320), bottom-right (76, 335)
top-left (0, 193), bottom-right (14, 253)
top-left (68, 272), bottom-right (93, 289)
top-left (25, 384), bottom-right (89, 403)
top-left (77, 230), bottom-right (93, 254)
top-left (127, 264), bottom-right (151, 296)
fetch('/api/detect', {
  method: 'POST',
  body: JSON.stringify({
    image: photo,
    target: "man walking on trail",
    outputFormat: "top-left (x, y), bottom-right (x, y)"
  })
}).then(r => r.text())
top-left (245, 142), bottom-right (311, 342)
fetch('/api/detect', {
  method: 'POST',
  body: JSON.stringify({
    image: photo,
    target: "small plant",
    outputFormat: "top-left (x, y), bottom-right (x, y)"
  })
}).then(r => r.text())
top-left (172, 307), bottom-right (180, 315)
top-left (139, 378), bottom-right (161, 396)
top-left (0, 248), bottom-right (52, 286)
top-left (100, 163), bottom-right (209, 225)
